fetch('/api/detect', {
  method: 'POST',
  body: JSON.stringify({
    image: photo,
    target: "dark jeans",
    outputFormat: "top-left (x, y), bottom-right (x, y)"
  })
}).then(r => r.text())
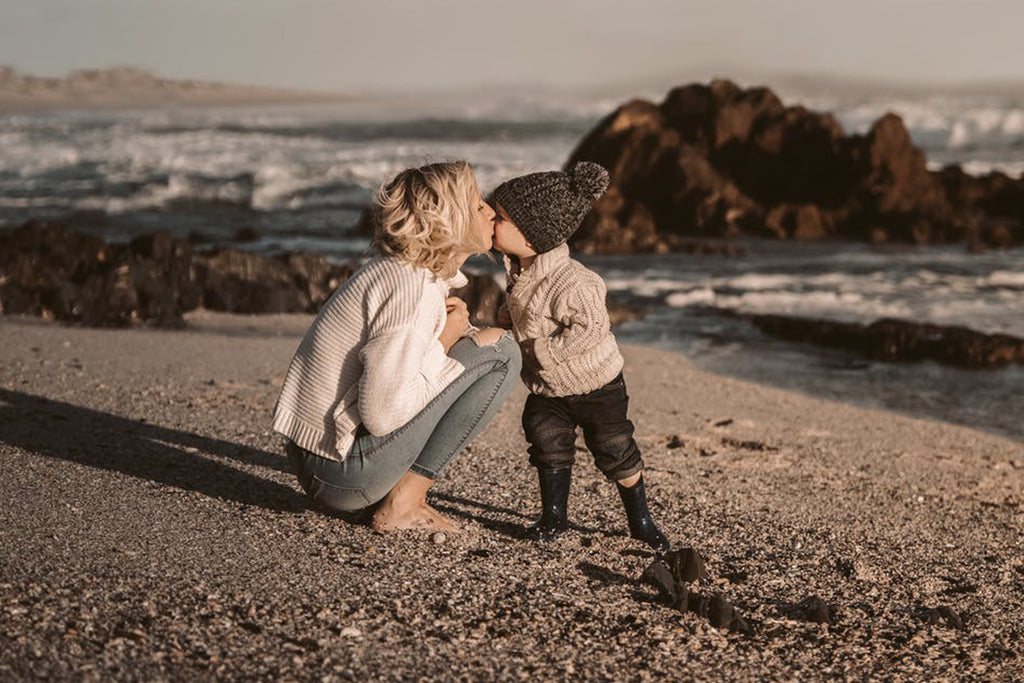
top-left (522, 373), bottom-right (643, 481)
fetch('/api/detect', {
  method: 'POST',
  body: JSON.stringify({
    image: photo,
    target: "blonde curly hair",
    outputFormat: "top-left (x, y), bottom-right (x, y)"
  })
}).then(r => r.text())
top-left (372, 161), bottom-right (488, 279)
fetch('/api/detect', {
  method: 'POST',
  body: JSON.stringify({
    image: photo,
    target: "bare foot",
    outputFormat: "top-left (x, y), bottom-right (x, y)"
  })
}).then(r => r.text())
top-left (371, 503), bottom-right (460, 533)
top-left (369, 470), bottom-right (462, 534)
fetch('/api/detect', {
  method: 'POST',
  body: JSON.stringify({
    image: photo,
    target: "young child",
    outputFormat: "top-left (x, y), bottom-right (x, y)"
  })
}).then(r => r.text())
top-left (491, 161), bottom-right (671, 553)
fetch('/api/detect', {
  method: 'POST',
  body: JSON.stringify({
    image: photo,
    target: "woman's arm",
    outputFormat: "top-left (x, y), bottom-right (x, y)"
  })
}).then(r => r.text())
top-left (358, 288), bottom-right (464, 436)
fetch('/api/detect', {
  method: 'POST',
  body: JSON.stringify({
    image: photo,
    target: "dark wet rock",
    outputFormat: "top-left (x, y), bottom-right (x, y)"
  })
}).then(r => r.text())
top-left (666, 547), bottom-right (708, 583)
top-left (745, 313), bottom-right (1024, 369)
top-left (567, 79), bottom-right (1022, 249)
top-left (939, 165), bottom-right (1024, 249)
top-left (196, 249), bottom-right (353, 315)
top-left (640, 549), bottom-right (749, 634)
top-left (687, 592), bottom-right (752, 634)
top-left (0, 222), bottom-right (354, 326)
top-left (233, 227), bottom-right (260, 242)
top-left (0, 222), bottom-right (178, 327)
top-left (916, 605), bottom-right (965, 631)
top-left (641, 549), bottom-right (706, 610)
top-left (641, 560), bottom-right (681, 605)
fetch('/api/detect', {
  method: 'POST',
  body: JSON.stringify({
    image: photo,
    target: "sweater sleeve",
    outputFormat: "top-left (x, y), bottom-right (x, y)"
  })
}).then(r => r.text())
top-left (532, 273), bottom-right (611, 370)
top-left (357, 281), bottom-right (464, 436)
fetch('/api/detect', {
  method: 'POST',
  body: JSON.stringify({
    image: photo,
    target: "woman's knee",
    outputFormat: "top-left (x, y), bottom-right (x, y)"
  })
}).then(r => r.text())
top-left (491, 332), bottom-right (522, 372)
top-left (450, 331), bottom-right (521, 372)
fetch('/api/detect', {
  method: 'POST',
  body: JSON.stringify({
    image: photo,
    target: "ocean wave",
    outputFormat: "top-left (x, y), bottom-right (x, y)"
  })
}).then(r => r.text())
top-left (142, 117), bottom-right (591, 144)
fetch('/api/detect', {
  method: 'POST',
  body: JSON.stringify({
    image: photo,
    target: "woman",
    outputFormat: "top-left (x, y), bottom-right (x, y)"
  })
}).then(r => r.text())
top-left (272, 161), bottom-right (521, 532)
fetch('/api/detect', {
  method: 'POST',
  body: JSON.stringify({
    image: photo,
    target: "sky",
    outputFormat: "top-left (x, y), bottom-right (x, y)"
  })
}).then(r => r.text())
top-left (1, 0), bottom-right (1022, 94)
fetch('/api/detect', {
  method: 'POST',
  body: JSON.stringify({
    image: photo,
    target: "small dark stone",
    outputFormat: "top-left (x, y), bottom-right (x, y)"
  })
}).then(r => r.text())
top-left (721, 437), bottom-right (774, 452)
top-left (721, 569), bottom-right (748, 584)
top-left (794, 596), bottom-right (834, 625)
top-left (835, 558), bottom-right (855, 578)
top-left (239, 621), bottom-right (262, 634)
top-left (713, 419), bottom-right (734, 428)
top-left (917, 605), bottom-right (965, 630)
top-left (666, 435), bottom-right (684, 449)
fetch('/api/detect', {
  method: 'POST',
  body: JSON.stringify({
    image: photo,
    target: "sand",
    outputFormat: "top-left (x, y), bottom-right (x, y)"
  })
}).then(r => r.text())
top-left (1, 310), bottom-right (1021, 680)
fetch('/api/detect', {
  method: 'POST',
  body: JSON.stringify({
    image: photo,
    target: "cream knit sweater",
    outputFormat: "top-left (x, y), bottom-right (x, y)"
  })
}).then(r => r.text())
top-left (272, 257), bottom-right (466, 461)
top-left (505, 244), bottom-right (624, 397)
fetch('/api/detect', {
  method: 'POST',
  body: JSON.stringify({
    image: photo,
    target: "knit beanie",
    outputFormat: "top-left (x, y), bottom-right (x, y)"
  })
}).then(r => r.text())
top-left (492, 162), bottom-right (609, 253)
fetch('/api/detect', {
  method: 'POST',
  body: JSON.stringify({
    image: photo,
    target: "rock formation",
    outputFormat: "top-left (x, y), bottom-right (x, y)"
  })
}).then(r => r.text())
top-left (567, 80), bottom-right (1024, 252)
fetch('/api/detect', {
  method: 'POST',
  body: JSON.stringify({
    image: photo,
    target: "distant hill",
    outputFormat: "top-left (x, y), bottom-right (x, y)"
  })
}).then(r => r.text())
top-left (0, 66), bottom-right (355, 110)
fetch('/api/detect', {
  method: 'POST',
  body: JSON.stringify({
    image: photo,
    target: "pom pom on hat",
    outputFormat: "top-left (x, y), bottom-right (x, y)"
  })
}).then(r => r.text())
top-left (569, 162), bottom-right (609, 200)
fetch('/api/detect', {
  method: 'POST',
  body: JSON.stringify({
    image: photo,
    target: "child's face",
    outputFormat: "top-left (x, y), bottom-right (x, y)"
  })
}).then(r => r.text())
top-left (492, 204), bottom-right (538, 258)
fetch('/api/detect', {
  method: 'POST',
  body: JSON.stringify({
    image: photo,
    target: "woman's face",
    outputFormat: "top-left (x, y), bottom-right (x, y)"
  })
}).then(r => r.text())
top-left (469, 184), bottom-right (497, 252)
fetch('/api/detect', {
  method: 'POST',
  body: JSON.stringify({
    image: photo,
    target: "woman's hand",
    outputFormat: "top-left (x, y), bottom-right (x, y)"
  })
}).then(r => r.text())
top-left (472, 327), bottom-right (507, 347)
top-left (440, 297), bottom-right (470, 353)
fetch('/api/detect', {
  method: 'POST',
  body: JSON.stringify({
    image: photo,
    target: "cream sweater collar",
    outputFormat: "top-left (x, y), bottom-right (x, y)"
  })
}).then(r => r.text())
top-left (504, 243), bottom-right (571, 289)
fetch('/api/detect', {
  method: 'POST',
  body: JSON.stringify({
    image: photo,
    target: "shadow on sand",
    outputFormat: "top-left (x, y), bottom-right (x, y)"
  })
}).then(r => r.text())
top-left (0, 388), bottom-right (305, 513)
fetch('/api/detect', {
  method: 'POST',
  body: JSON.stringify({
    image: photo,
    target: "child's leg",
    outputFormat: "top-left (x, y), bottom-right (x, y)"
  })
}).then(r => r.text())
top-left (522, 393), bottom-right (577, 472)
top-left (574, 375), bottom-right (642, 483)
top-left (576, 374), bottom-right (671, 553)
top-left (522, 393), bottom-right (578, 540)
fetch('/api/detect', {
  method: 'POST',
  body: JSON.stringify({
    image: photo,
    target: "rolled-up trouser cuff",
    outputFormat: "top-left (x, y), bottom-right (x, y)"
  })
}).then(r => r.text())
top-left (409, 462), bottom-right (437, 480)
top-left (528, 451), bottom-right (576, 471)
top-left (603, 461), bottom-right (642, 482)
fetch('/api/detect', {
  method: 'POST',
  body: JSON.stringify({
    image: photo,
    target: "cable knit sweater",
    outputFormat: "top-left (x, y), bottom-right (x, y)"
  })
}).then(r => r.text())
top-left (504, 244), bottom-right (624, 397)
top-left (272, 257), bottom-right (466, 461)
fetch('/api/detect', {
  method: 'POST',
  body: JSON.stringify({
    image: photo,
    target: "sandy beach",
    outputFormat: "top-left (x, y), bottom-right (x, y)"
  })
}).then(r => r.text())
top-left (0, 311), bottom-right (1021, 680)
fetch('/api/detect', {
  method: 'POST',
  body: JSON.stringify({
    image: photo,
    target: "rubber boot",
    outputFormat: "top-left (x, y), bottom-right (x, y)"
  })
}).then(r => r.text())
top-left (526, 467), bottom-right (571, 542)
top-left (617, 474), bottom-right (671, 553)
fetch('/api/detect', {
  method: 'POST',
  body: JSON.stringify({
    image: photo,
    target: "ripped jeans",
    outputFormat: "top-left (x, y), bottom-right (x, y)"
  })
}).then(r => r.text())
top-left (521, 373), bottom-right (643, 481)
top-left (286, 333), bottom-right (521, 512)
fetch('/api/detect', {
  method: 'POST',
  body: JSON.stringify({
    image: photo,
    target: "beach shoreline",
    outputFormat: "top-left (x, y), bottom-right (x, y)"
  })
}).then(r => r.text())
top-left (0, 67), bottom-right (356, 113)
top-left (1, 310), bottom-right (1021, 679)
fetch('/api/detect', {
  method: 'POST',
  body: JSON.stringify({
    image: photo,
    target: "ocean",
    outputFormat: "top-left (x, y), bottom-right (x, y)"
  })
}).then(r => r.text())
top-left (1, 88), bottom-right (1022, 440)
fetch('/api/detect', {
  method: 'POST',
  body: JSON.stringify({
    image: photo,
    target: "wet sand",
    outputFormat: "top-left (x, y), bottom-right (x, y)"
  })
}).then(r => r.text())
top-left (1, 311), bottom-right (1021, 680)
